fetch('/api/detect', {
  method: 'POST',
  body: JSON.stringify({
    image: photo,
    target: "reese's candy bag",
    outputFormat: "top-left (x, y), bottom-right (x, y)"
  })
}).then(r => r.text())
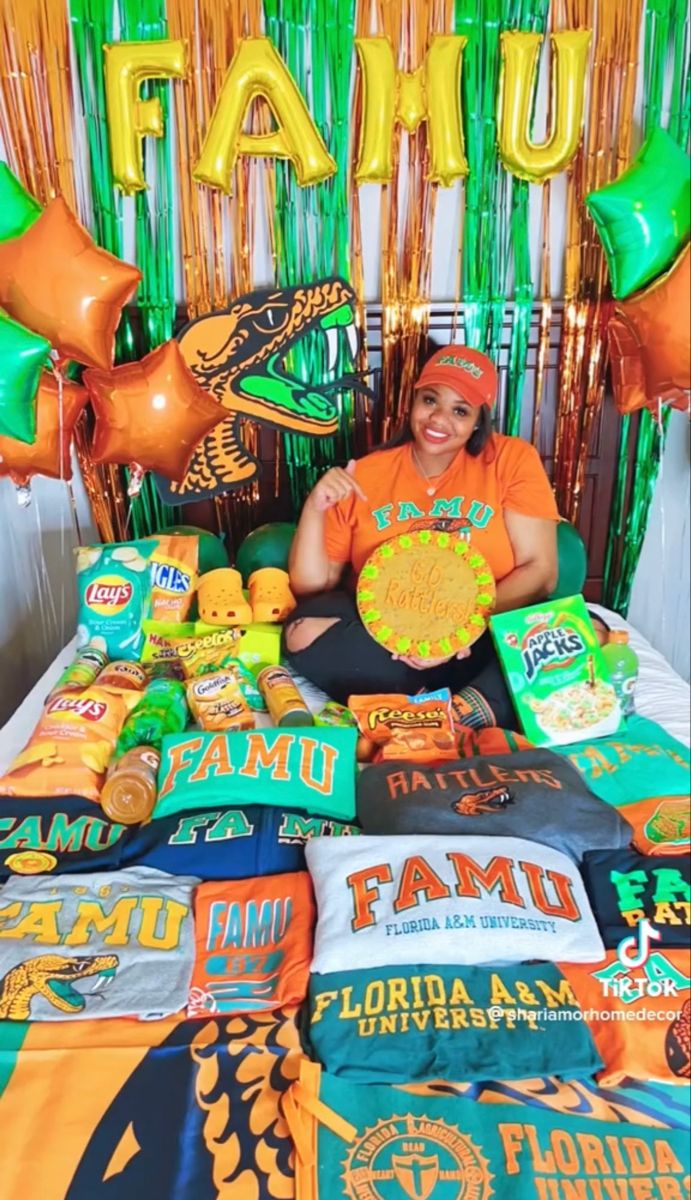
top-left (186, 671), bottom-right (254, 732)
top-left (0, 687), bottom-right (136, 803)
top-left (76, 540), bottom-right (156, 661)
top-left (348, 688), bottom-right (457, 764)
top-left (148, 535), bottom-right (198, 623)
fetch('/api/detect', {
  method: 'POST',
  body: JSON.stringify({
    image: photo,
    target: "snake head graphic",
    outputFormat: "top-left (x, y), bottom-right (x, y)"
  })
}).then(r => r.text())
top-left (157, 277), bottom-right (362, 502)
top-left (0, 953), bottom-right (120, 1017)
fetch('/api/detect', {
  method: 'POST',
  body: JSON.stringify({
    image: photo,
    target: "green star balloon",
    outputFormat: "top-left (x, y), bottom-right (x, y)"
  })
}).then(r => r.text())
top-left (586, 128), bottom-right (691, 299)
top-left (0, 311), bottom-right (51, 443)
top-left (0, 163), bottom-right (42, 243)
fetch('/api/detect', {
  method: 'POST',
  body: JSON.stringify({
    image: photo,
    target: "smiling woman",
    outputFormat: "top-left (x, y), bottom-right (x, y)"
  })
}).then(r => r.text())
top-left (285, 345), bottom-right (559, 726)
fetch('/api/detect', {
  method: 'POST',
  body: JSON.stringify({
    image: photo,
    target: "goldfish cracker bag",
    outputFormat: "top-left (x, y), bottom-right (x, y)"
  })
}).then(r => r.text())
top-left (76, 540), bottom-right (157, 661)
top-left (186, 671), bottom-right (254, 732)
top-left (0, 687), bottom-right (136, 802)
top-left (349, 688), bottom-right (457, 763)
top-left (148, 535), bottom-right (198, 623)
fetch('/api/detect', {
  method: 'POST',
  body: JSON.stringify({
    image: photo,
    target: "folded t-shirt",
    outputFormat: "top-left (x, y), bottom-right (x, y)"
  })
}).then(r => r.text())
top-left (155, 728), bottom-right (357, 820)
top-left (582, 849), bottom-right (691, 948)
top-left (305, 834), bottom-right (605, 973)
top-left (306, 961), bottom-right (603, 1083)
top-left (0, 866), bottom-right (198, 1021)
top-left (556, 715), bottom-right (690, 806)
top-left (618, 795), bottom-right (690, 856)
top-left (0, 795), bottom-right (127, 879)
top-left (122, 805), bottom-right (360, 879)
top-left (561, 950), bottom-right (691, 1085)
top-left (357, 749), bottom-right (632, 862)
top-left (188, 872), bottom-right (314, 1015)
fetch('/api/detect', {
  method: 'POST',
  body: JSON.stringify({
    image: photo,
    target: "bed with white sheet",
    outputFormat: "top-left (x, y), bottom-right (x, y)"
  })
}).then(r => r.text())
top-left (1, 605), bottom-right (688, 775)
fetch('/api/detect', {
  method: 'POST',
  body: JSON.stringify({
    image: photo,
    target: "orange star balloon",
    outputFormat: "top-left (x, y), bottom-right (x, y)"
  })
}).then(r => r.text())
top-left (85, 340), bottom-right (226, 482)
top-left (0, 197), bottom-right (141, 370)
top-left (0, 372), bottom-right (88, 486)
top-left (608, 244), bottom-right (691, 415)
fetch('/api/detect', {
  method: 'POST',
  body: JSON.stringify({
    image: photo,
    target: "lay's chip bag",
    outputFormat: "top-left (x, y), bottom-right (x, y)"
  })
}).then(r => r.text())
top-left (76, 540), bottom-right (157, 661)
top-left (148, 534), bottom-right (198, 623)
top-left (0, 687), bottom-right (136, 802)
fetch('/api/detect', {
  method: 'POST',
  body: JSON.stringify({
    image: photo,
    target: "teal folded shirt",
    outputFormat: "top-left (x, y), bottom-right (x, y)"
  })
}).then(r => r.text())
top-left (554, 715), bottom-right (689, 806)
top-left (307, 962), bottom-right (602, 1083)
top-left (155, 727), bottom-right (357, 820)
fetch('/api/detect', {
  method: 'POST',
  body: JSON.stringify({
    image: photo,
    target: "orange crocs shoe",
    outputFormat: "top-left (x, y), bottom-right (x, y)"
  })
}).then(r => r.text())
top-left (197, 568), bottom-right (253, 626)
top-left (248, 567), bottom-right (297, 623)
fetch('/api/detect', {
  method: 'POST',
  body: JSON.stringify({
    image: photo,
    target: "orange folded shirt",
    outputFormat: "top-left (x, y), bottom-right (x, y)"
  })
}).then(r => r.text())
top-left (188, 872), bottom-right (314, 1017)
top-left (560, 950), bottom-right (691, 1086)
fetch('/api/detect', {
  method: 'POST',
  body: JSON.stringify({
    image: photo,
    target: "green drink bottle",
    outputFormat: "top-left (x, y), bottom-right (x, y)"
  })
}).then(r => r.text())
top-left (602, 630), bottom-right (638, 717)
top-left (115, 679), bottom-right (189, 757)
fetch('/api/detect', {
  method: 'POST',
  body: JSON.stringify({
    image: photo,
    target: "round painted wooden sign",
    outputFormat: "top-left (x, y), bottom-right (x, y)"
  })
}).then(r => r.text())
top-left (356, 530), bottom-right (496, 659)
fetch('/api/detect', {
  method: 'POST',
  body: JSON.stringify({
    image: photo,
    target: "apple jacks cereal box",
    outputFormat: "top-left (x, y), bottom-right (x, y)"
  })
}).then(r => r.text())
top-left (490, 595), bottom-right (624, 747)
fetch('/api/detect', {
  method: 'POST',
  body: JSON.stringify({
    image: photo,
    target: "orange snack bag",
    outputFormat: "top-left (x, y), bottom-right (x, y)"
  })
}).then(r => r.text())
top-left (149, 535), bottom-right (198, 623)
top-left (171, 627), bottom-right (240, 679)
top-left (95, 660), bottom-right (148, 693)
top-left (0, 687), bottom-right (136, 803)
top-left (348, 688), bottom-right (457, 763)
top-left (186, 671), bottom-right (255, 732)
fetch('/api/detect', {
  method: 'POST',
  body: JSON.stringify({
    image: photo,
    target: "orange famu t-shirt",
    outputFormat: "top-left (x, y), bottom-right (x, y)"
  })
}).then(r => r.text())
top-left (324, 435), bottom-right (559, 582)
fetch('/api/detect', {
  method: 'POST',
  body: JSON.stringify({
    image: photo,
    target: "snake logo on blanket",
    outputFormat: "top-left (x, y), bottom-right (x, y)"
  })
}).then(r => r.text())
top-left (155, 276), bottom-right (366, 503)
top-left (452, 785), bottom-right (514, 816)
top-left (62, 1011), bottom-right (300, 1200)
top-left (342, 1115), bottom-right (493, 1200)
top-left (0, 953), bottom-right (119, 1018)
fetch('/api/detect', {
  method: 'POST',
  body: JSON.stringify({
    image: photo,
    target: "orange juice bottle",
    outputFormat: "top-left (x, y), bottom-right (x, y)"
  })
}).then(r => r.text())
top-left (100, 746), bottom-right (160, 825)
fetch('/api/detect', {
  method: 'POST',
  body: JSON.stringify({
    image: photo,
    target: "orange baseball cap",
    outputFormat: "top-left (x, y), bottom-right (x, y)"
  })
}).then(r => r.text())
top-left (414, 345), bottom-right (498, 409)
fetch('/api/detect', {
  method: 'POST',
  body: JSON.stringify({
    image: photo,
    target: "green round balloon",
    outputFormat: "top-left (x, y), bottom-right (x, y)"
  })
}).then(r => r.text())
top-left (158, 525), bottom-right (229, 575)
top-left (0, 163), bottom-right (42, 243)
top-left (235, 522), bottom-right (296, 583)
top-left (586, 128), bottom-right (691, 299)
top-left (549, 520), bottom-right (588, 600)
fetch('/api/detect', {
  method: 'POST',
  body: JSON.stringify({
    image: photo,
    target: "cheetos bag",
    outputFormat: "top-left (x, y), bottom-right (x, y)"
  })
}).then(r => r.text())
top-left (283, 1059), bottom-right (690, 1199)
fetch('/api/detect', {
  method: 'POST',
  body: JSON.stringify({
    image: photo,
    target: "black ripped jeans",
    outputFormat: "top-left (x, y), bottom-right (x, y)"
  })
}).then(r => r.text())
top-left (283, 590), bottom-right (516, 726)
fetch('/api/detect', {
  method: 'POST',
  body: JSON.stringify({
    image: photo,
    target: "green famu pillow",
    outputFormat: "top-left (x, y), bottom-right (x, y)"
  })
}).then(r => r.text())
top-left (155, 728), bottom-right (357, 821)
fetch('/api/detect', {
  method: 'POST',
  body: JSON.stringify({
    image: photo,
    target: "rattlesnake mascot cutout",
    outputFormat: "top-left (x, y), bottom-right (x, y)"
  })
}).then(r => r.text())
top-left (156, 277), bottom-right (365, 504)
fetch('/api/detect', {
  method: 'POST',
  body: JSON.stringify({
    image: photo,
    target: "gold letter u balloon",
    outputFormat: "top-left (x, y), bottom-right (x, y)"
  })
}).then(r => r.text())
top-left (497, 30), bottom-right (592, 183)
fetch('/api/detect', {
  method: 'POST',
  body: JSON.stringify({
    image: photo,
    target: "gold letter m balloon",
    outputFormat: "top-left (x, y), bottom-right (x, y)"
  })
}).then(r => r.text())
top-left (498, 30), bottom-right (592, 183)
top-left (355, 35), bottom-right (468, 186)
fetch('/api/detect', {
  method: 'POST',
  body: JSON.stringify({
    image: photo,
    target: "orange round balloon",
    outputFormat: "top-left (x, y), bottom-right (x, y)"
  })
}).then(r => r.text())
top-left (609, 243), bottom-right (691, 415)
top-left (85, 339), bottom-right (226, 479)
top-left (0, 372), bottom-right (88, 486)
top-left (0, 197), bottom-right (141, 370)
